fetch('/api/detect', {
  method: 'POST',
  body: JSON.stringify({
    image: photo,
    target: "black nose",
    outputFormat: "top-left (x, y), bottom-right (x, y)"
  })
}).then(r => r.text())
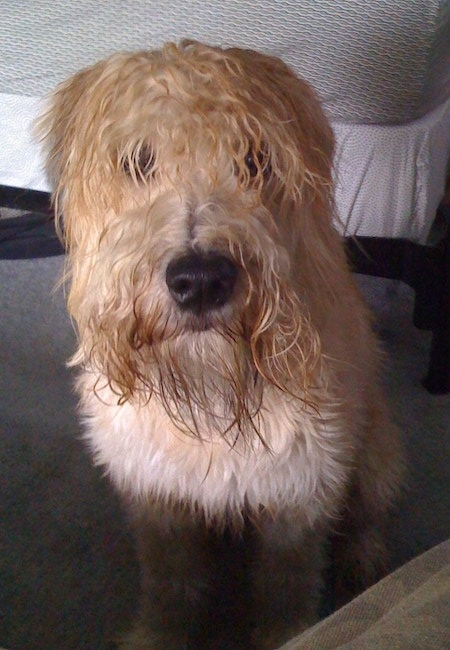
top-left (166, 252), bottom-right (238, 314)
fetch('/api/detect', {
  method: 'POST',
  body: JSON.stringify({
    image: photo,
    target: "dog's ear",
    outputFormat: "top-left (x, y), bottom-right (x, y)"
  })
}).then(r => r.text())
top-left (224, 47), bottom-right (334, 210)
top-left (36, 57), bottom-right (128, 247)
top-left (36, 66), bottom-right (95, 246)
top-left (223, 47), bottom-right (348, 292)
top-left (37, 64), bottom-right (98, 189)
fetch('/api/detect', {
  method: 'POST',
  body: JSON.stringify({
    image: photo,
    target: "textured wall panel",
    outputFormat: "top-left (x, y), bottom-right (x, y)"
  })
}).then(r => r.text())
top-left (0, 0), bottom-right (449, 123)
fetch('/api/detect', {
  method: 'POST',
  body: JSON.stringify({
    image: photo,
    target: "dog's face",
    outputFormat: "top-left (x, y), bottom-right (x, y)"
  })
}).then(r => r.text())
top-left (39, 41), bottom-right (339, 440)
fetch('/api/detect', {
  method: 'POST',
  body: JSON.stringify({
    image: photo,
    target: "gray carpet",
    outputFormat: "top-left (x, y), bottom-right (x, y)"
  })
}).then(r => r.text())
top-left (0, 256), bottom-right (449, 650)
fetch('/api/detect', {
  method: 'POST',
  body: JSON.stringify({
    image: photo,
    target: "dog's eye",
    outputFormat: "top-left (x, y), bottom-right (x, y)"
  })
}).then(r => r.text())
top-left (244, 150), bottom-right (270, 180)
top-left (122, 146), bottom-right (155, 179)
top-left (244, 151), bottom-right (260, 178)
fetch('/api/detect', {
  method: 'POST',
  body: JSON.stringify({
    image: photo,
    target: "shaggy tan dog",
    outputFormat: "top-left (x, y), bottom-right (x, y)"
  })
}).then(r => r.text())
top-left (39, 41), bottom-right (403, 649)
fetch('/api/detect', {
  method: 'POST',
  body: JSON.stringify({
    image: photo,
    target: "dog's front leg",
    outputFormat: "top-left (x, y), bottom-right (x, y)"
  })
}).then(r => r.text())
top-left (250, 512), bottom-right (326, 650)
top-left (120, 501), bottom-right (251, 650)
top-left (118, 502), bottom-right (216, 649)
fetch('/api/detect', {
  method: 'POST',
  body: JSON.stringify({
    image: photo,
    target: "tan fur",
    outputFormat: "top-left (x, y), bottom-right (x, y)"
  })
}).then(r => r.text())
top-left (38, 41), bottom-right (404, 649)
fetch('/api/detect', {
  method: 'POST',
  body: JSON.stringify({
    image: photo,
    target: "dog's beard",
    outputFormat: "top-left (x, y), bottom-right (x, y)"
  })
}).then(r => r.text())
top-left (148, 328), bottom-right (266, 446)
top-left (89, 282), bottom-right (322, 448)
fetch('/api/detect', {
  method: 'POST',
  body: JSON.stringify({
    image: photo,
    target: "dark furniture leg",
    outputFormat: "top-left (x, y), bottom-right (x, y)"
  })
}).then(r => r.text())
top-left (423, 207), bottom-right (450, 394)
top-left (344, 209), bottom-right (450, 395)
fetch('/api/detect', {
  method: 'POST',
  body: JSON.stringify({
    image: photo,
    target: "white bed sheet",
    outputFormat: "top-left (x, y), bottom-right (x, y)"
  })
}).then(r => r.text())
top-left (333, 98), bottom-right (450, 242)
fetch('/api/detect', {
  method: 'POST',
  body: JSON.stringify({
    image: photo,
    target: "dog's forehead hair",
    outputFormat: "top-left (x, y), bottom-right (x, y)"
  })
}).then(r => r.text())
top-left (107, 53), bottom-right (273, 155)
top-left (115, 42), bottom-right (267, 111)
top-left (75, 41), bottom-right (306, 156)
top-left (38, 40), bottom-right (335, 226)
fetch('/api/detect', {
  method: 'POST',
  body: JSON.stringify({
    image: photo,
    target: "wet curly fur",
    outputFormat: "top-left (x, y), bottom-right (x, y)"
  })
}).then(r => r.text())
top-left (38, 41), bottom-right (404, 649)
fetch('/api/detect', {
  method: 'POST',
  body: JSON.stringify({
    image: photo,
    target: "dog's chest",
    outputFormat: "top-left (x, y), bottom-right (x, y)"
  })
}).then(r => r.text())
top-left (80, 377), bottom-right (349, 524)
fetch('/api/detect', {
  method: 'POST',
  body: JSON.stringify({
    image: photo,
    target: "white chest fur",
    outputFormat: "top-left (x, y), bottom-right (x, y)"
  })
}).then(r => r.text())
top-left (78, 372), bottom-right (350, 526)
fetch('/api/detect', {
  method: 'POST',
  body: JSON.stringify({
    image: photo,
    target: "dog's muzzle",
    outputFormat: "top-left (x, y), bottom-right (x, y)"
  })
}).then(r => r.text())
top-left (166, 251), bottom-right (237, 315)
